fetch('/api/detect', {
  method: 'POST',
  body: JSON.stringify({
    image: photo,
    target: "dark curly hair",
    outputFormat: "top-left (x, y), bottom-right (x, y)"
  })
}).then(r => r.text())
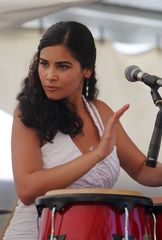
top-left (17, 21), bottom-right (99, 142)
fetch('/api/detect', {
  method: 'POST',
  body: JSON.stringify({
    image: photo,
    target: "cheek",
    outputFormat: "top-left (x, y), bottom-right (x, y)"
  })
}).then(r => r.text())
top-left (38, 66), bottom-right (46, 81)
top-left (64, 74), bottom-right (82, 88)
top-left (66, 70), bottom-right (84, 84)
top-left (65, 74), bottom-right (84, 92)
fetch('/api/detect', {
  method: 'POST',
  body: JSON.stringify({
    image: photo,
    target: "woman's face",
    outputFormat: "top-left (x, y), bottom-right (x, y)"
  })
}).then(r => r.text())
top-left (38, 44), bottom-right (90, 102)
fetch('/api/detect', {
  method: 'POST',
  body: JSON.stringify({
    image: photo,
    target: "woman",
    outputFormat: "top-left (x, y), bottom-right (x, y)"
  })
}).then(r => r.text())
top-left (4, 21), bottom-right (162, 239)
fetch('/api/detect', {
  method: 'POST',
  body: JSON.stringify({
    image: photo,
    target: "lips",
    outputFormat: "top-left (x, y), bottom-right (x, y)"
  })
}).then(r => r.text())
top-left (45, 86), bottom-right (59, 92)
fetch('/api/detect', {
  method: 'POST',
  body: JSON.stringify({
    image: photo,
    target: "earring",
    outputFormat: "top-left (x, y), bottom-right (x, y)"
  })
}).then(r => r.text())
top-left (85, 78), bottom-right (89, 99)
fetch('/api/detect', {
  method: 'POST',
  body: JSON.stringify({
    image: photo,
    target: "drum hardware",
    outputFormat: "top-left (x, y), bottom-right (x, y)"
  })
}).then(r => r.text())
top-left (112, 234), bottom-right (135, 240)
top-left (112, 234), bottom-right (151, 240)
top-left (112, 207), bottom-right (133, 240)
top-left (112, 206), bottom-right (151, 240)
top-left (151, 212), bottom-right (156, 240)
top-left (0, 209), bottom-right (11, 215)
top-left (50, 207), bottom-right (56, 240)
top-left (47, 234), bottom-right (66, 240)
top-left (124, 207), bottom-right (129, 240)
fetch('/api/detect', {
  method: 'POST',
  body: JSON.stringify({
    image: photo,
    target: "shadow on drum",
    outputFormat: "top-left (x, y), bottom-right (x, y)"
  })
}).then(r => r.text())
top-left (35, 188), bottom-right (153, 240)
top-left (149, 196), bottom-right (162, 240)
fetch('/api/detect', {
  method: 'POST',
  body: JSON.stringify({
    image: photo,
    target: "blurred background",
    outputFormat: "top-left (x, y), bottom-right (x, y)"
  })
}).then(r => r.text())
top-left (0, 0), bottom-right (162, 237)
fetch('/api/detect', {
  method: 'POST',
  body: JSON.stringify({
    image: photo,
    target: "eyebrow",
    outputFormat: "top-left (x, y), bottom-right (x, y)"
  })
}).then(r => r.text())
top-left (55, 61), bottom-right (72, 66)
top-left (39, 58), bottom-right (72, 65)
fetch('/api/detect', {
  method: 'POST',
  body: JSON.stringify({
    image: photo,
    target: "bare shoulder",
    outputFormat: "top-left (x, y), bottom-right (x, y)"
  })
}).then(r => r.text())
top-left (13, 105), bottom-right (21, 118)
top-left (92, 99), bottom-right (114, 126)
top-left (13, 105), bottom-right (27, 128)
top-left (12, 105), bottom-right (40, 143)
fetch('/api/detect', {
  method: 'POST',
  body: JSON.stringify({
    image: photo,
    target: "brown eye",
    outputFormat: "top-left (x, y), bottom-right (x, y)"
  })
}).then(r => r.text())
top-left (58, 64), bottom-right (69, 70)
top-left (39, 60), bottom-right (48, 68)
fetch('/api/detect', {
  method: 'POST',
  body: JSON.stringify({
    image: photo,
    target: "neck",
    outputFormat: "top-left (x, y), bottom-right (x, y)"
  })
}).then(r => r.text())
top-left (66, 95), bottom-right (86, 114)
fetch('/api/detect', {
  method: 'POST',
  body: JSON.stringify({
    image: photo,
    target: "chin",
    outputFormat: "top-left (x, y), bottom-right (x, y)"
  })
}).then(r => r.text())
top-left (46, 93), bottom-right (63, 101)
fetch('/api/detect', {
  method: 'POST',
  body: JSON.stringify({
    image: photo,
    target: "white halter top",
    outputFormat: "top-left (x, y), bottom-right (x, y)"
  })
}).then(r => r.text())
top-left (41, 98), bottom-right (120, 188)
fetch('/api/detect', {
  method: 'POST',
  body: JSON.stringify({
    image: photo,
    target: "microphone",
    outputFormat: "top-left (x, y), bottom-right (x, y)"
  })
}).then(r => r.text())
top-left (125, 65), bottom-right (162, 88)
top-left (146, 110), bottom-right (162, 167)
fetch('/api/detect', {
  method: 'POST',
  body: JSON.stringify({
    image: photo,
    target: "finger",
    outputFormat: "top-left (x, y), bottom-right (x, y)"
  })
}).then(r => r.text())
top-left (104, 104), bottom-right (129, 133)
top-left (112, 103), bottom-right (130, 124)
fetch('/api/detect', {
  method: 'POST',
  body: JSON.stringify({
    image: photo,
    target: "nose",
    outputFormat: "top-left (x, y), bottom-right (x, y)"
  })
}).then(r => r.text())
top-left (46, 67), bottom-right (58, 82)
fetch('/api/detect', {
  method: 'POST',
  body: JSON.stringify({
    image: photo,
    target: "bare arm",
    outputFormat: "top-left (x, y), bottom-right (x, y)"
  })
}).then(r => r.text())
top-left (116, 122), bottom-right (162, 186)
top-left (12, 104), bottom-right (128, 205)
top-left (94, 99), bottom-right (162, 187)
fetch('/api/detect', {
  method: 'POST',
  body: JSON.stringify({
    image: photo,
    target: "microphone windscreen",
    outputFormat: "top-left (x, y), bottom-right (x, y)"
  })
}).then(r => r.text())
top-left (125, 65), bottom-right (140, 82)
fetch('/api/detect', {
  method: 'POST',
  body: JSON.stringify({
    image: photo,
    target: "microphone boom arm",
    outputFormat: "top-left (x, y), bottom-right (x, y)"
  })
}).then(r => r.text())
top-left (146, 87), bottom-right (162, 167)
top-left (150, 87), bottom-right (162, 108)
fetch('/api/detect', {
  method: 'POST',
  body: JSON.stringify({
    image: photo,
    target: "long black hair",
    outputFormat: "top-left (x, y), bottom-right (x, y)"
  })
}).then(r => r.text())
top-left (17, 21), bottom-right (99, 142)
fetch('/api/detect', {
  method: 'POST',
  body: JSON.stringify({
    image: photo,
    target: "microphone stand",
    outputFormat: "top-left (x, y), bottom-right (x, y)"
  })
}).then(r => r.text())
top-left (146, 87), bottom-right (162, 167)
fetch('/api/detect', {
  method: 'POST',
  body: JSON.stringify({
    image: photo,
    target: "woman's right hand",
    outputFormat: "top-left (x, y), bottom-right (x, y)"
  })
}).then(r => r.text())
top-left (95, 104), bottom-right (130, 161)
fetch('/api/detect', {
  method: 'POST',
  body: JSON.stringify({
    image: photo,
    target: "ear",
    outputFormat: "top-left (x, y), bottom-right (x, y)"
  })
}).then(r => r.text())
top-left (84, 69), bottom-right (92, 79)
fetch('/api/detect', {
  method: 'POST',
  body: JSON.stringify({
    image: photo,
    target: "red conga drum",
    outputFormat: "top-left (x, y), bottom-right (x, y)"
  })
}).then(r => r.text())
top-left (150, 196), bottom-right (162, 239)
top-left (35, 188), bottom-right (153, 240)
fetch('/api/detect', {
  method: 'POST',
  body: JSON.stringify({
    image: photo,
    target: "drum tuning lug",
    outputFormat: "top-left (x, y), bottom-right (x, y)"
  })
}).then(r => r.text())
top-left (48, 234), bottom-right (66, 240)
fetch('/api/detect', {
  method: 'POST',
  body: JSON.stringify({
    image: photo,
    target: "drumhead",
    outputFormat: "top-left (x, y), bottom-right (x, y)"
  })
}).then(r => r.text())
top-left (45, 188), bottom-right (143, 197)
top-left (152, 196), bottom-right (162, 204)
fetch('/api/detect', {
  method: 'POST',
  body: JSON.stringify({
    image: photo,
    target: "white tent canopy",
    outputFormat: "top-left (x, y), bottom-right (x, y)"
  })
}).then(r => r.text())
top-left (0, 0), bottom-right (95, 29)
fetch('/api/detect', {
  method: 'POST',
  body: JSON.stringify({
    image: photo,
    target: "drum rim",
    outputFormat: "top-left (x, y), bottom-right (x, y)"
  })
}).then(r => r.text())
top-left (35, 189), bottom-right (153, 216)
top-left (153, 203), bottom-right (162, 211)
